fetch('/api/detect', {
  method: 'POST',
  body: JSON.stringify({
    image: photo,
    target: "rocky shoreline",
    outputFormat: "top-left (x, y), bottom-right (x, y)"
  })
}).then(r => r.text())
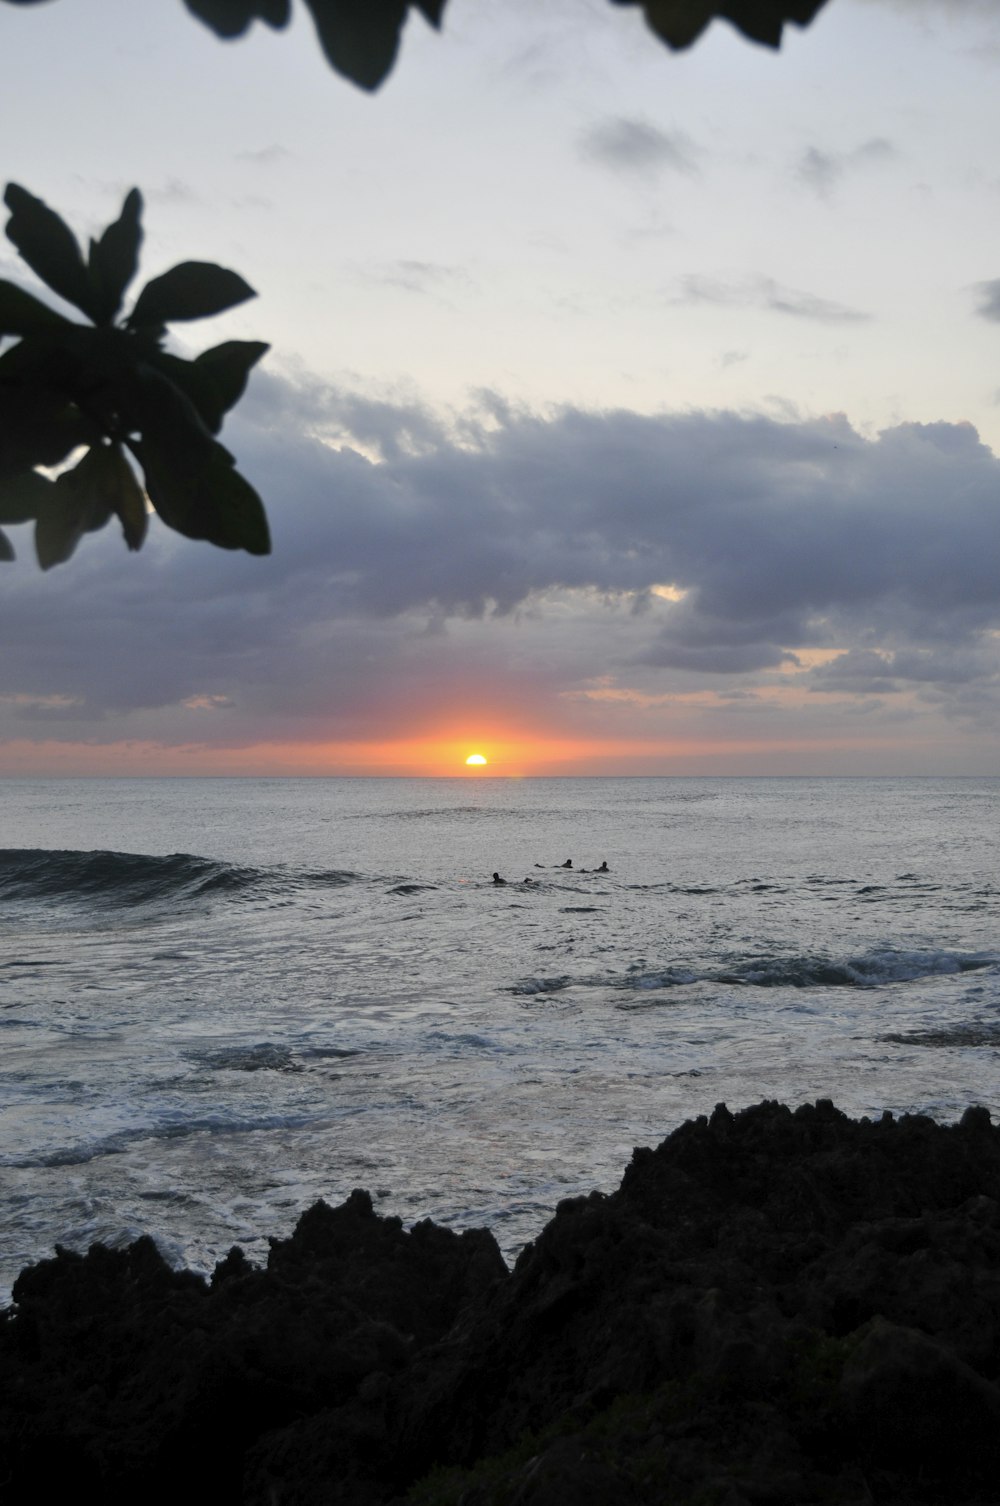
top-left (3, 1099), bottom-right (999, 1503)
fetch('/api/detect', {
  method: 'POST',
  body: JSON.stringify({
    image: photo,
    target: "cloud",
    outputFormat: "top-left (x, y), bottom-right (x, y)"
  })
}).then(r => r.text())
top-left (762, 281), bottom-right (870, 323)
top-left (675, 275), bottom-right (870, 324)
top-left (235, 145), bottom-right (290, 166)
top-left (973, 278), bottom-right (1000, 321)
top-left (813, 644), bottom-right (997, 695)
top-left (3, 380), bottom-right (1000, 753)
top-left (810, 648), bottom-right (901, 695)
top-left (144, 178), bottom-right (203, 206)
top-left (355, 260), bottom-right (473, 297)
top-left (796, 138), bottom-right (896, 197)
top-left (579, 116), bottom-right (700, 180)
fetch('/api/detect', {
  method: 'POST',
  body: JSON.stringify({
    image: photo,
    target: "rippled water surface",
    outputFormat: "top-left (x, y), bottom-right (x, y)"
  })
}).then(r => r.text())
top-left (1, 776), bottom-right (997, 1301)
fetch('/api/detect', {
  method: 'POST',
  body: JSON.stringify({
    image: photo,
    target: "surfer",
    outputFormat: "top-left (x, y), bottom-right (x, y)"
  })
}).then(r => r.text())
top-left (597, 860), bottom-right (609, 872)
top-left (492, 872), bottom-right (507, 885)
top-left (561, 859), bottom-right (573, 868)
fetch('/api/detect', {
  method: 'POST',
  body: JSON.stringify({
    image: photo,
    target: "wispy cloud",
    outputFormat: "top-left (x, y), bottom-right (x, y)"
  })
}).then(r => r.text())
top-left (356, 259), bottom-right (474, 297)
top-left (579, 116), bottom-right (700, 181)
top-left (674, 274), bottom-right (870, 324)
top-left (145, 177), bottom-right (203, 206)
top-left (796, 138), bottom-right (896, 197)
top-left (235, 145), bottom-right (291, 166)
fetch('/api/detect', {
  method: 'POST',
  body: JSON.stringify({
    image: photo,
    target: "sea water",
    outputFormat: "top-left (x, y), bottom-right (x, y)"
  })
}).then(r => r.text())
top-left (1, 776), bottom-right (997, 1303)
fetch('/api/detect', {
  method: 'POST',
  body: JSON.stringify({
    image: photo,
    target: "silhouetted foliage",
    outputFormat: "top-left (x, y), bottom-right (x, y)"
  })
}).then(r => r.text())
top-left (2, 0), bottom-right (829, 92)
top-left (0, 187), bottom-right (269, 567)
top-left (0, 0), bottom-right (829, 567)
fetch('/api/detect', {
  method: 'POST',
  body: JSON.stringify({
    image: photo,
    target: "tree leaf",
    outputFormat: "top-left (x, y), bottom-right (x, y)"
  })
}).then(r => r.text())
top-left (182, 0), bottom-right (256, 35)
top-left (302, 0), bottom-right (408, 91)
top-left (4, 183), bottom-right (98, 321)
top-left (182, 0), bottom-right (290, 37)
top-left (124, 361), bottom-right (222, 472)
top-left (0, 467), bottom-right (56, 524)
top-left (133, 435), bottom-right (270, 554)
top-left (34, 480), bottom-right (95, 569)
top-left (0, 279), bottom-right (74, 337)
top-left (147, 341), bottom-right (268, 434)
top-left (87, 188), bottom-right (143, 326)
top-left (720, 0), bottom-right (829, 46)
top-left (0, 324), bottom-right (155, 455)
top-left (0, 526), bottom-right (13, 563)
top-left (0, 385), bottom-right (92, 479)
top-left (195, 339), bottom-right (268, 414)
top-left (144, 351), bottom-right (227, 433)
top-left (0, 328), bottom-right (84, 391)
top-left (636, 0), bottom-right (713, 47)
top-left (414, 0), bottom-right (447, 26)
top-left (30, 443), bottom-right (148, 561)
top-left (128, 261), bottom-right (256, 328)
top-left (620, 0), bottom-right (829, 50)
top-left (69, 442), bottom-right (147, 547)
top-left (106, 444), bottom-right (149, 551)
top-left (54, 443), bottom-right (116, 531)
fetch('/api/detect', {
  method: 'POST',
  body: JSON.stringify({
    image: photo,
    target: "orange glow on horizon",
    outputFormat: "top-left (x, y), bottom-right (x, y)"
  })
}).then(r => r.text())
top-left (0, 728), bottom-right (930, 779)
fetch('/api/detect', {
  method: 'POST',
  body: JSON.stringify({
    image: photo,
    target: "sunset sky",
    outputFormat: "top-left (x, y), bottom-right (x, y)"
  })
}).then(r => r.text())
top-left (2, 0), bottom-right (1000, 776)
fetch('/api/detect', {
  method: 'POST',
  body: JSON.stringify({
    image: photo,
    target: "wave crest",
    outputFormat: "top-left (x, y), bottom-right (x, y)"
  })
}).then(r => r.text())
top-left (0, 848), bottom-right (261, 908)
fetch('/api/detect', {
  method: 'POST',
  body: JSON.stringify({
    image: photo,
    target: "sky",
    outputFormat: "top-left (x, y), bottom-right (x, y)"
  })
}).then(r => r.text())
top-left (1, 0), bottom-right (1000, 777)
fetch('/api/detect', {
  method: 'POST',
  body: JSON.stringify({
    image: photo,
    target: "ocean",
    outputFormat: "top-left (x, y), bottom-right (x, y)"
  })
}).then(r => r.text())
top-left (1, 775), bottom-right (997, 1304)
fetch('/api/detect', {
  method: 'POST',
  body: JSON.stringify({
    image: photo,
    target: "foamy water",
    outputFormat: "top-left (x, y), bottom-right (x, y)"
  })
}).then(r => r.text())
top-left (1, 776), bottom-right (997, 1303)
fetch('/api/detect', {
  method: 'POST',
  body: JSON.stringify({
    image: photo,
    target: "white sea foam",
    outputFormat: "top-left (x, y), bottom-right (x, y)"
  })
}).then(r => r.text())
top-left (1, 774), bottom-right (998, 1303)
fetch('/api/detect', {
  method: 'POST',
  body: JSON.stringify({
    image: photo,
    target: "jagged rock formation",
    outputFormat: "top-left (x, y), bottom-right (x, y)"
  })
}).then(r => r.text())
top-left (2, 1100), bottom-right (999, 1503)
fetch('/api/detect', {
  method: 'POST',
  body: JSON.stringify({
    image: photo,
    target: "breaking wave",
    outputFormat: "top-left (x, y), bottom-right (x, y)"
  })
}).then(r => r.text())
top-left (513, 949), bottom-right (995, 999)
top-left (721, 949), bottom-right (994, 989)
top-left (0, 848), bottom-right (266, 908)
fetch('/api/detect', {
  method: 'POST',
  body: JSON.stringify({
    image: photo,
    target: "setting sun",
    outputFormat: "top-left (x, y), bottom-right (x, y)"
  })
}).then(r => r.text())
top-left (465, 753), bottom-right (488, 766)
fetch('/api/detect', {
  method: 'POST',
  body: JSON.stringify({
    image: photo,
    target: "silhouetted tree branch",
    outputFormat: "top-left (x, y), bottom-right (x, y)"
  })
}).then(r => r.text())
top-left (0, 187), bottom-right (269, 566)
top-left (2, 0), bottom-right (829, 91)
top-left (0, 0), bottom-right (829, 566)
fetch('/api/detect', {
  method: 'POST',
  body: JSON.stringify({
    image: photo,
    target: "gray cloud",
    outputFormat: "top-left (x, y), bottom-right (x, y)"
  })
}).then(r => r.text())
top-left (811, 648), bottom-right (901, 695)
top-left (640, 640), bottom-right (796, 675)
top-left (235, 145), bottom-right (291, 166)
top-left (356, 260), bottom-right (473, 297)
top-left (797, 138), bottom-right (896, 197)
top-left (813, 644), bottom-right (997, 696)
top-left (675, 274), bottom-right (870, 324)
top-left (3, 380), bottom-right (1000, 748)
top-left (973, 278), bottom-right (1000, 321)
top-left (763, 280), bottom-right (870, 323)
top-left (798, 147), bottom-right (840, 197)
top-left (579, 116), bottom-right (699, 180)
top-left (145, 178), bottom-right (203, 206)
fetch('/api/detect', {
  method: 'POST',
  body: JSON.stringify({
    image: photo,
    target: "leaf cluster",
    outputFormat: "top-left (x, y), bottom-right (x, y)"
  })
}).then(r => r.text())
top-left (4, 1), bottom-right (829, 91)
top-left (0, 0), bottom-right (831, 572)
top-left (0, 186), bottom-right (269, 567)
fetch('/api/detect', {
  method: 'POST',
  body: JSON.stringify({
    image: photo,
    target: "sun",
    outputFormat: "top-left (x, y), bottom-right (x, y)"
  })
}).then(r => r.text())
top-left (465, 753), bottom-right (488, 766)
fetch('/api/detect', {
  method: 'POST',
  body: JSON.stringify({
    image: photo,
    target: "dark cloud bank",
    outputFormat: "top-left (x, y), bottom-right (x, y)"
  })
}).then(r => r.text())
top-left (2, 373), bottom-right (999, 750)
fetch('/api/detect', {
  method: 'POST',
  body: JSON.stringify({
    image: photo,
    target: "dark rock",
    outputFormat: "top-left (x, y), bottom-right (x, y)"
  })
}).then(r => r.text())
top-left (396, 1099), bottom-right (1000, 1500)
top-left (3, 1101), bottom-right (1000, 1503)
top-left (837, 1316), bottom-right (1000, 1476)
top-left (490, 1434), bottom-right (639, 1505)
top-left (0, 1190), bottom-right (504, 1504)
